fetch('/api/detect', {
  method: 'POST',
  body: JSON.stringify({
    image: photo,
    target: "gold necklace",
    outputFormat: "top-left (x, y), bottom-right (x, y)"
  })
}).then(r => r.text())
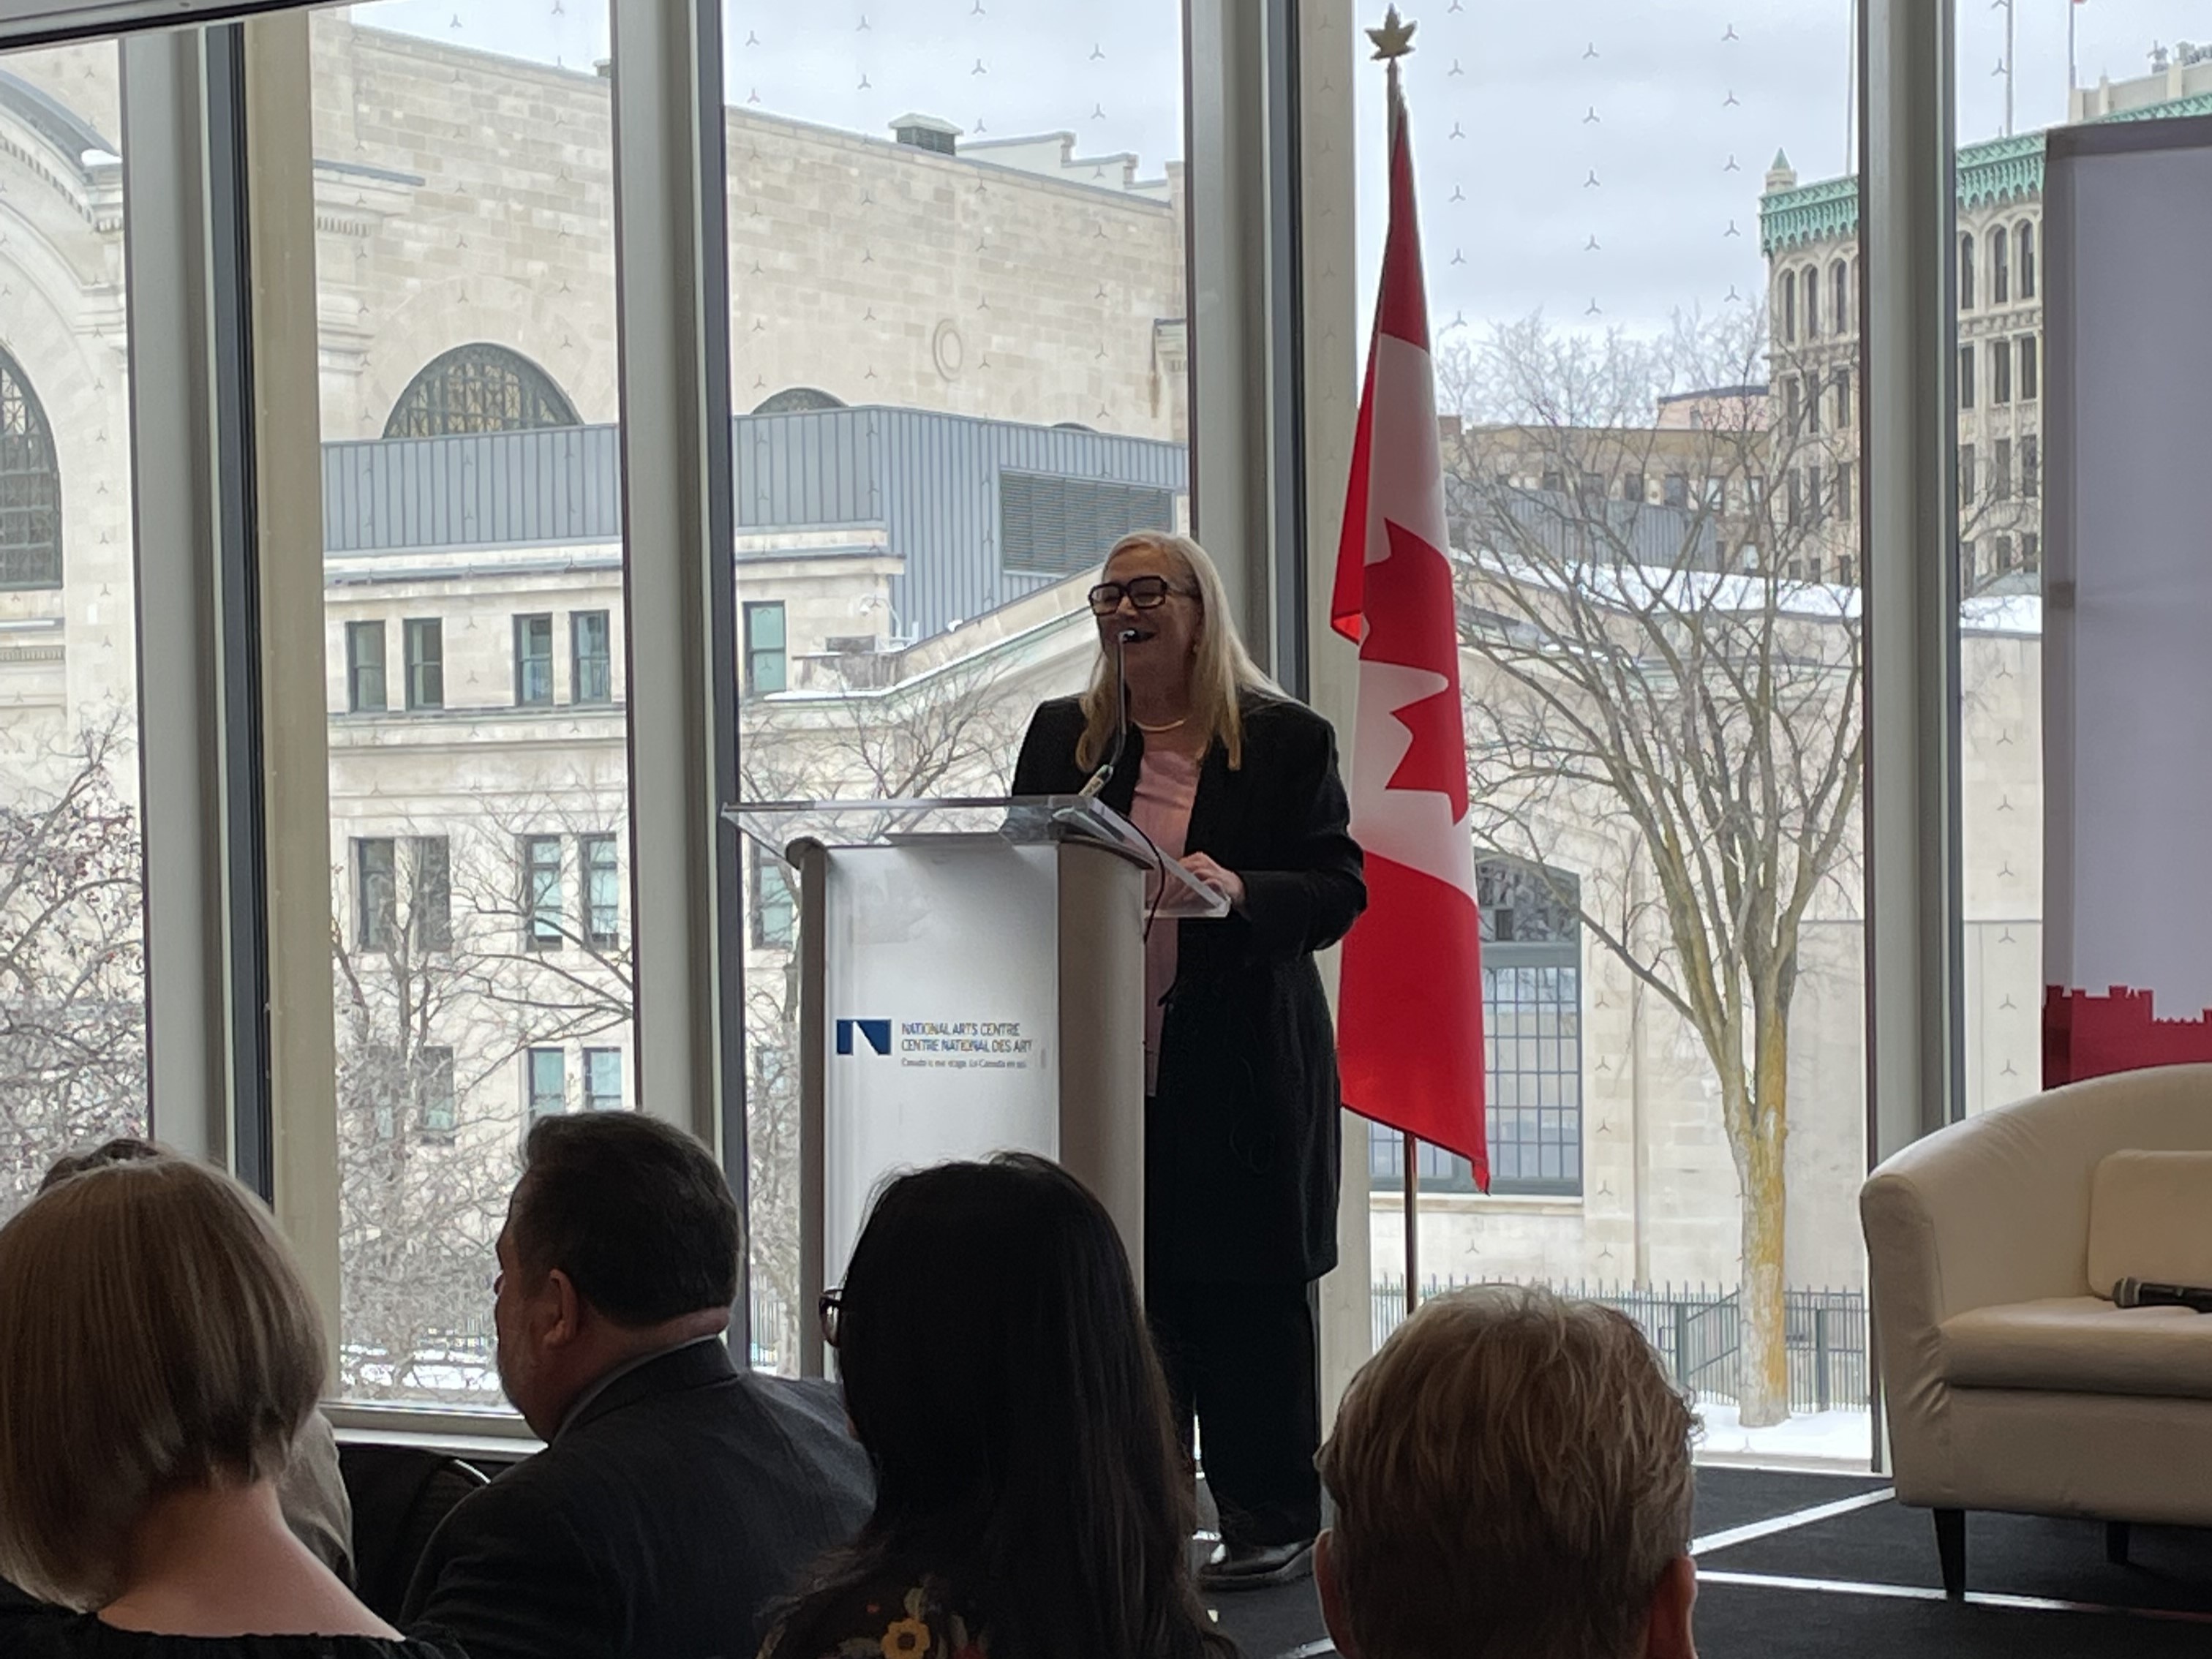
top-left (1132, 715), bottom-right (1189, 733)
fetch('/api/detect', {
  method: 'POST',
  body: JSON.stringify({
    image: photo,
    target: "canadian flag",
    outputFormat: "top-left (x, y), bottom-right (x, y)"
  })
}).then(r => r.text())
top-left (1330, 56), bottom-right (1487, 1186)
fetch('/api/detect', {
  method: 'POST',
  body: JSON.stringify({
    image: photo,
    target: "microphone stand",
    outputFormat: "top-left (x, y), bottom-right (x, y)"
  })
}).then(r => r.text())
top-left (1079, 627), bottom-right (1139, 799)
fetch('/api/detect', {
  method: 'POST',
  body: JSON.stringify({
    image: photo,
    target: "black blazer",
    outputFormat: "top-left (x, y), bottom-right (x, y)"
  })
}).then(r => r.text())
top-left (1013, 691), bottom-right (1366, 1284)
top-left (402, 1340), bottom-right (873, 1659)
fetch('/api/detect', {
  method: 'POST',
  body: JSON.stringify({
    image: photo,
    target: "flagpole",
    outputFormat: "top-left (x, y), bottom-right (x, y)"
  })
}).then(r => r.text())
top-left (1403, 1129), bottom-right (1420, 1316)
top-left (1385, 39), bottom-right (1421, 1325)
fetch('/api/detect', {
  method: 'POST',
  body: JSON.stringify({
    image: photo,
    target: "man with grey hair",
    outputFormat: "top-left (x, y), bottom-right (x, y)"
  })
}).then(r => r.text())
top-left (1315, 1284), bottom-right (1700, 1659)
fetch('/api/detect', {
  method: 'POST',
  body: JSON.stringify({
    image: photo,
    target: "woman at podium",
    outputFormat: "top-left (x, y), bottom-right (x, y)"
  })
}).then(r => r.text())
top-left (1011, 530), bottom-right (1366, 1592)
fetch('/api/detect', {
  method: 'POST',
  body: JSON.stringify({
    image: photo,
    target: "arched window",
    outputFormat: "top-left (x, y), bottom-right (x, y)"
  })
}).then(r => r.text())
top-left (2018, 219), bottom-right (2037, 300)
top-left (1990, 227), bottom-right (2010, 305)
top-left (1959, 231), bottom-right (1976, 310)
top-left (0, 349), bottom-right (61, 590)
top-left (750, 387), bottom-right (847, 415)
top-left (383, 345), bottom-right (580, 439)
top-left (1782, 273), bottom-right (1797, 344)
top-left (1802, 266), bottom-right (1821, 339)
top-left (1831, 259), bottom-right (1850, 334)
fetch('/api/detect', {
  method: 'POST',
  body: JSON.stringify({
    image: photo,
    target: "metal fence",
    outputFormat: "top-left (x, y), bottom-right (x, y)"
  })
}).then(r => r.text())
top-left (1370, 1278), bottom-right (1870, 1415)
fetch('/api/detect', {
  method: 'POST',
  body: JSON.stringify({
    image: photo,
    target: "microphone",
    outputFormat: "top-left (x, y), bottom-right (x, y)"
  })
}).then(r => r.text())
top-left (1078, 627), bottom-right (1140, 799)
top-left (2115, 1277), bottom-right (2212, 1314)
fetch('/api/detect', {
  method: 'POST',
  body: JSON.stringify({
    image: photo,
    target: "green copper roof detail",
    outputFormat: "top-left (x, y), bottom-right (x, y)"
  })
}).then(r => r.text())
top-left (1759, 90), bottom-right (2212, 255)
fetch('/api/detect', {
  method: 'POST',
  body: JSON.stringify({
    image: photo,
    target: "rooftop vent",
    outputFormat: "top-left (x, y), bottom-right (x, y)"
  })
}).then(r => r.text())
top-left (892, 112), bottom-right (960, 156)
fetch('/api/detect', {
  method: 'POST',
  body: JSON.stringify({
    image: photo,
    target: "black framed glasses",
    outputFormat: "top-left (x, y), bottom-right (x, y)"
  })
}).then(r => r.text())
top-left (818, 1286), bottom-right (845, 1348)
top-left (1088, 576), bottom-right (1193, 614)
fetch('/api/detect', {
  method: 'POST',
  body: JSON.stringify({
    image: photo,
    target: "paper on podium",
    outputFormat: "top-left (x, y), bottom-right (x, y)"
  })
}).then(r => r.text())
top-left (723, 794), bottom-right (1232, 919)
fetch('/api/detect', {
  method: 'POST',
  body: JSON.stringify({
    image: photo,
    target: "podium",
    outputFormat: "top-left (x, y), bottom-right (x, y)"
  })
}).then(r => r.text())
top-left (727, 796), bottom-right (1227, 1374)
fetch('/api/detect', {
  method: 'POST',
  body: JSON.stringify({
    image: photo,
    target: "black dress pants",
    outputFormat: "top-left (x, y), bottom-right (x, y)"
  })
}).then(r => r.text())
top-left (1148, 1278), bottom-right (1322, 1549)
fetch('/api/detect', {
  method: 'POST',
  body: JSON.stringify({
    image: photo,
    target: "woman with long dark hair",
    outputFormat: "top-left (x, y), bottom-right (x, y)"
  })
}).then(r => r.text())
top-left (758, 1154), bottom-right (1235, 1659)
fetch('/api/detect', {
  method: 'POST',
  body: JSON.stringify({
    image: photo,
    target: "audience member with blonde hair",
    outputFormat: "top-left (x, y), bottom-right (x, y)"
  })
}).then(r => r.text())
top-left (31, 1138), bottom-right (356, 1586)
top-left (1315, 1284), bottom-right (1700, 1659)
top-left (0, 1149), bottom-right (460, 1658)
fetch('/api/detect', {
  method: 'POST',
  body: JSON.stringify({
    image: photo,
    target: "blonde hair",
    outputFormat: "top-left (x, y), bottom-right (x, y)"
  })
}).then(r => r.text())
top-left (1077, 531), bottom-right (1276, 772)
top-left (0, 1153), bottom-right (326, 1609)
top-left (1317, 1285), bottom-right (1696, 1659)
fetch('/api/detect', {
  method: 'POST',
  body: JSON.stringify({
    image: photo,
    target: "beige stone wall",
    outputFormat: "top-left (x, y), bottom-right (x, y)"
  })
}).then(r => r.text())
top-left (300, 18), bottom-right (1187, 445)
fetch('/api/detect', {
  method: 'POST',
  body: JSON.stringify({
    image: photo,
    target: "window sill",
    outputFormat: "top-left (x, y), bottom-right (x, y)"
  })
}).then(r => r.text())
top-left (1370, 1190), bottom-right (1585, 1219)
top-left (328, 1401), bottom-right (542, 1458)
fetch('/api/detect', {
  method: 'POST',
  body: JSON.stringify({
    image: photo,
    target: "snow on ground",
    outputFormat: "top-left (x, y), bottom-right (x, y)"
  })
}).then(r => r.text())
top-left (1695, 1404), bottom-right (1873, 1467)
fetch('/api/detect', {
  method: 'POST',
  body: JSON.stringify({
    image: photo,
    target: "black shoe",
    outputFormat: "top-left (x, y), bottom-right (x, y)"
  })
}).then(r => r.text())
top-left (1200, 1538), bottom-right (1315, 1591)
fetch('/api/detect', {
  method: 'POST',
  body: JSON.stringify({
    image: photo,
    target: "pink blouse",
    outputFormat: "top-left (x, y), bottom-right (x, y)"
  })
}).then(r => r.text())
top-left (1127, 746), bottom-right (1201, 1096)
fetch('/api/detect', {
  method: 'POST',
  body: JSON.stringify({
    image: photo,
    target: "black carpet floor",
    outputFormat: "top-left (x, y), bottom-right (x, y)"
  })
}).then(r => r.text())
top-left (1205, 1465), bottom-right (2212, 1659)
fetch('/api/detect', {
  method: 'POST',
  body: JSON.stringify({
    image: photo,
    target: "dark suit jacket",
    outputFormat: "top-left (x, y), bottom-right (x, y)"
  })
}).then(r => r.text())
top-left (1013, 691), bottom-right (1366, 1283)
top-left (402, 1340), bottom-right (873, 1659)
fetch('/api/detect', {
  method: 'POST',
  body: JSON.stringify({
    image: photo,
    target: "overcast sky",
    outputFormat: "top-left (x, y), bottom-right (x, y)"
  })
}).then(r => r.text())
top-left (352, 0), bottom-right (2212, 339)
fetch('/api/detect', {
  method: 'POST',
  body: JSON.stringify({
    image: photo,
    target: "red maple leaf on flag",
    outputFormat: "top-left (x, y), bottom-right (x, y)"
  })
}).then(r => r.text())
top-left (1360, 520), bottom-right (1469, 819)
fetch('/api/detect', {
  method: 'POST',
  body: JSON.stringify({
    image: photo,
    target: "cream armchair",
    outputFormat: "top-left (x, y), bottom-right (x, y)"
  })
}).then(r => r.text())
top-left (1861, 1064), bottom-right (2212, 1598)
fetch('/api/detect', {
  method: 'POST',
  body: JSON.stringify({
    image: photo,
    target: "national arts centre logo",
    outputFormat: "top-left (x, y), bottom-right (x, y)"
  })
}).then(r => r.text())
top-left (835, 1019), bottom-right (893, 1057)
top-left (835, 1017), bottom-right (1037, 1071)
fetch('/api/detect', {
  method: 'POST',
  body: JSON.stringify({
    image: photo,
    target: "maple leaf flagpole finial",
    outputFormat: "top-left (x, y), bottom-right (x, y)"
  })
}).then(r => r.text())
top-left (1368, 6), bottom-right (1416, 61)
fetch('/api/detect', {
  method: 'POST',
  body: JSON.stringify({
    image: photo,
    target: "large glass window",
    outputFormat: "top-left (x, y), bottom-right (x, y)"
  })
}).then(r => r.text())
top-left (318, 0), bottom-right (636, 1404)
top-left (0, 40), bottom-right (148, 1217)
top-left (1359, 3), bottom-right (1867, 1455)
top-left (1952, 2), bottom-right (2084, 1117)
top-left (721, 0), bottom-right (1192, 1367)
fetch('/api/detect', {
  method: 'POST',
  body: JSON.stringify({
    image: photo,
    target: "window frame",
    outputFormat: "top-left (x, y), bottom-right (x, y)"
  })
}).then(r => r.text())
top-left (743, 599), bottom-right (787, 696)
top-left (417, 1045), bottom-right (457, 1137)
top-left (0, 346), bottom-right (63, 591)
top-left (571, 609), bottom-right (613, 705)
top-left (524, 833), bottom-right (565, 952)
top-left (582, 832), bottom-right (620, 948)
top-left (383, 342), bottom-right (582, 439)
top-left (582, 1046), bottom-right (623, 1112)
top-left (514, 612), bottom-right (555, 707)
top-left (409, 835), bottom-right (452, 954)
top-left (403, 617), bottom-right (444, 712)
top-left (356, 837), bottom-right (396, 953)
top-left (526, 1047), bottom-right (567, 1118)
top-left (345, 620), bottom-right (387, 713)
top-left (751, 854), bottom-right (796, 949)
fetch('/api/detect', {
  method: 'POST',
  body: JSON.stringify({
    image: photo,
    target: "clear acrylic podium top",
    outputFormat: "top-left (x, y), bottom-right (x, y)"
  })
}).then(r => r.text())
top-left (723, 795), bottom-right (1231, 919)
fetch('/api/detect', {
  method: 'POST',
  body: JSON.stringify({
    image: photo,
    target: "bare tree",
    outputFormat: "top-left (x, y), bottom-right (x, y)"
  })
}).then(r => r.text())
top-left (1441, 309), bottom-right (1862, 1426)
top-left (0, 712), bottom-right (146, 1214)
top-left (331, 835), bottom-right (515, 1402)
